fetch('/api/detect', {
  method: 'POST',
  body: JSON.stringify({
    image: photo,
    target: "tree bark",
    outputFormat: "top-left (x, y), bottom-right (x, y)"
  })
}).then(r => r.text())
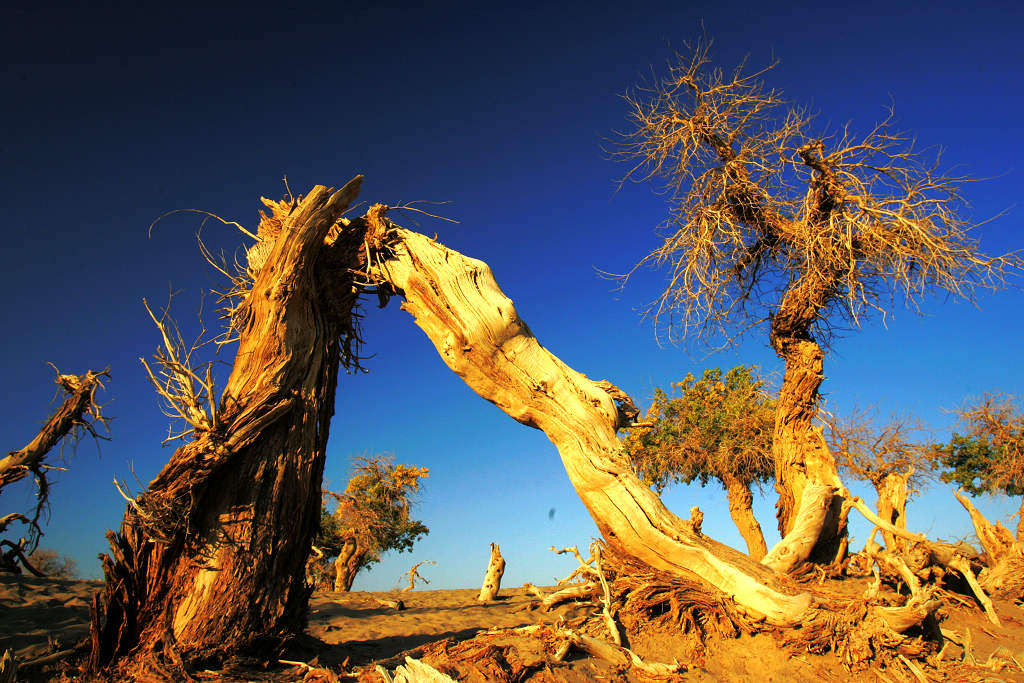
top-left (1017, 497), bottom-right (1024, 544)
top-left (876, 472), bottom-right (910, 552)
top-left (768, 283), bottom-right (847, 567)
top-left (477, 542), bottom-right (505, 602)
top-left (367, 221), bottom-right (814, 626)
top-left (89, 179), bottom-right (367, 674)
top-left (722, 475), bottom-right (767, 560)
top-left (333, 534), bottom-right (364, 592)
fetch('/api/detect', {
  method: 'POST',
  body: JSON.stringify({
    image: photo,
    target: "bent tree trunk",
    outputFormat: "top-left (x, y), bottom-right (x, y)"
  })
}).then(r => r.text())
top-left (768, 282), bottom-right (847, 568)
top-left (365, 217), bottom-right (932, 633)
top-left (333, 534), bottom-right (364, 592)
top-left (722, 475), bottom-right (767, 561)
top-left (89, 180), bottom-right (368, 673)
top-left (366, 218), bottom-right (817, 626)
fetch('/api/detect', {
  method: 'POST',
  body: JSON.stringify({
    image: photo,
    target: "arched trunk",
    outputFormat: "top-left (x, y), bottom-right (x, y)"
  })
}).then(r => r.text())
top-left (722, 475), bottom-right (767, 560)
top-left (767, 281), bottom-right (847, 568)
top-left (332, 535), bottom-right (364, 592)
top-left (364, 218), bottom-right (928, 632)
top-left (89, 180), bottom-right (367, 673)
top-left (366, 219), bottom-right (816, 626)
top-left (876, 472), bottom-right (910, 552)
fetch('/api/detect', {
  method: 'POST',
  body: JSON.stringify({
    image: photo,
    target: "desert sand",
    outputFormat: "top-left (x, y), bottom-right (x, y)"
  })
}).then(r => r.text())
top-left (3, 573), bottom-right (1024, 681)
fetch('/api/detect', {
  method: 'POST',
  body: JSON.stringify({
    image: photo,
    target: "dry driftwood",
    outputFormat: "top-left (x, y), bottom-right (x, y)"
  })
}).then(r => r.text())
top-left (477, 542), bottom-right (505, 602)
top-left (403, 560), bottom-right (435, 592)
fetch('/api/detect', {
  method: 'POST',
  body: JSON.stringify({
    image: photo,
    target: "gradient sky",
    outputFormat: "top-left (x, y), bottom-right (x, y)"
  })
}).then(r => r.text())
top-left (2, 1), bottom-right (1022, 590)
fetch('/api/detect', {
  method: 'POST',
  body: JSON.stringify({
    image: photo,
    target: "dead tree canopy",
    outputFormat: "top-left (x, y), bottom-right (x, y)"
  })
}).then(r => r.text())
top-left (824, 408), bottom-right (938, 552)
top-left (616, 42), bottom-right (1021, 567)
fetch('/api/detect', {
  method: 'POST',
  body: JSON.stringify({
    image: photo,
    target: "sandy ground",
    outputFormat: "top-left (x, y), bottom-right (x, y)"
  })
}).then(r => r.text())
top-left (3, 573), bottom-right (1024, 681)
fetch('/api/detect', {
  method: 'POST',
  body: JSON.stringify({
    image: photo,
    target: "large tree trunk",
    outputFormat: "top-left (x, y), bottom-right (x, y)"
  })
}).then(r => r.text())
top-left (768, 282), bottom-right (847, 568)
top-left (876, 472), bottom-right (910, 552)
top-left (364, 216), bottom-right (930, 633)
top-left (722, 475), bottom-right (767, 560)
top-left (366, 216), bottom-right (819, 626)
top-left (89, 179), bottom-right (367, 674)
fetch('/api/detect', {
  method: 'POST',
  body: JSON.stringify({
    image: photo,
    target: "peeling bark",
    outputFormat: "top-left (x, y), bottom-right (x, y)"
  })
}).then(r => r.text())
top-left (367, 222), bottom-right (814, 626)
top-left (723, 475), bottom-right (768, 560)
top-left (89, 179), bottom-right (367, 674)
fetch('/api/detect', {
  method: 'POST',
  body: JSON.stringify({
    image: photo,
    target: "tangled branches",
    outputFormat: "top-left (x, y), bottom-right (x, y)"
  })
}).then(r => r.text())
top-left (616, 41), bottom-right (1021, 346)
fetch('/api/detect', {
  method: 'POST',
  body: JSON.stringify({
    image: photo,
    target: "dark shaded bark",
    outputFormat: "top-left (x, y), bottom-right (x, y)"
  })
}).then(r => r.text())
top-left (88, 179), bottom-right (368, 675)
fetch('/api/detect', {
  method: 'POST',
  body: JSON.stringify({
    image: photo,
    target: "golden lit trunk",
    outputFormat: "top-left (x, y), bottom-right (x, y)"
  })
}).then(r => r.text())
top-left (89, 180), bottom-right (366, 674)
top-left (333, 535), bottom-right (364, 592)
top-left (723, 475), bottom-right (767, 560)
top-left (876, 472), bottom-right (910, 552)
top-left (768, 307), bottom-right (847, 567)
top-left (367, 222), bottom-right (814, 626)
top-left (1017, 497), bottom-right (1024, 544)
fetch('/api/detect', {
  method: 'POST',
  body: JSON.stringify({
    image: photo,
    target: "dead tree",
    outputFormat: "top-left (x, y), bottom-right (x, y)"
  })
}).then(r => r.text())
top-left (824, 408), bottom-right (938, 552)
top-left (0, 367), bottom-right (108, 569)
top-left (89, 179), bottom-right (369, 675)
top-left (90, 181), bottom-right (944, 676)
top-left (360, 207), bottom-right (931, 635)
top-left (476, 543), bottom-right (505, 602)
top-left (616, 43), bottom-right (1020, 568)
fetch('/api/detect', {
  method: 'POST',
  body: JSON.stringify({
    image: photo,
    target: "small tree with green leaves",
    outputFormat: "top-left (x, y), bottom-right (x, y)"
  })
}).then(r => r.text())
top-left (314, 455), bottom-right (429, 591)
top-left (622, 366), bottom-right (775, 559)
top-left (937, 394), bottom-right (1024, 542)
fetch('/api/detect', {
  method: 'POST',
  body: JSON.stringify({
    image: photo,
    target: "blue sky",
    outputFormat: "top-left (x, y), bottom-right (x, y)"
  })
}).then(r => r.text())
top-left (1, 1), bottom-right (1022, 589)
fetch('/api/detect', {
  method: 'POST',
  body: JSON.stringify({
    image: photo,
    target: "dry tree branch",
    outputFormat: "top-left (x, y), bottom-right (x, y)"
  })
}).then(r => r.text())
top-left (148, 208), bottom-right (259, 241)
top-left (140, 298), bottom-right (220, 443)
top-left (0, 367), bottom-right (109, 554)
top-left (402, 560), bottom-right (435, 592)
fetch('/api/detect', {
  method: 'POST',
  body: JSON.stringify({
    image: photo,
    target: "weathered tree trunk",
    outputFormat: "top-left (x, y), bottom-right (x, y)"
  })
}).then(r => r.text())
top-left (333, 534), bottom-right (364, 592)
top-left (876, 472), bottom-right (910, 552)
top-left (477, 542), bottom-right (505, 602)
top-left (89, 179), bottom-right (367, 675)
top-left (365, 218), bottom-right (929, 632)
top-left (722, 475), bottom-right (767, 560)
top-left (366, 219), bottom-right (818, 626)
top-left (767, 282), bottom-right (847, 568)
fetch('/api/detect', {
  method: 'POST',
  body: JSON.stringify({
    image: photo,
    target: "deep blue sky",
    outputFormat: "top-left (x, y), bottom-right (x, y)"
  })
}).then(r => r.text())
top-left (2, 1), bottom-right (1022, 589)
